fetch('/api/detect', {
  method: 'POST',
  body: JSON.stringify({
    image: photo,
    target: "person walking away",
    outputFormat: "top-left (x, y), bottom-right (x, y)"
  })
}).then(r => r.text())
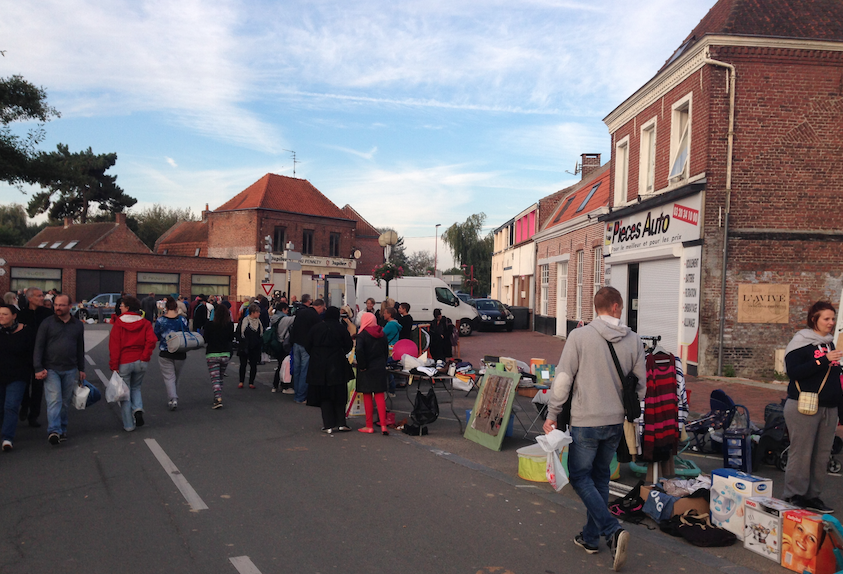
top-left (141, 292), bottom-right (157, 323)
top-left (204, 302), bottom-right (234, 409)
top-left (193, 296), bottom-right (210, 334)
top-left (270, 303), bottom-right (295, 393)
top-left (237, 303), bottom-right (264, 389)
top-left (429, 309), bottom-right (453, 362)
top-left (397, 302), bottom-right (414, 340)
top-left (154, 296), bottom-right (190, 410)
top-left (304, 306), bottom-right (354, 433)
top-left (0, 304), bottom-right (36, 451)
top-left (782, 300), bottom-right (843, 514)
top-left (355, 312), bottom-right (390, 435)
top-left (33, 294), bottom-right (87, 445)
top-left (109, 296), bottom-right (157, 432)
top-left (17, 287), bottom-right (54, 428)
top-left (289, 295), bottom-right (325, 404)
top-left (543, 287), bottom-right (645, 571)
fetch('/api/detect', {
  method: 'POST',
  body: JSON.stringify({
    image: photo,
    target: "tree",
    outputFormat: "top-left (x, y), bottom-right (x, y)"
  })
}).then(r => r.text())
top-left (405, 250), bottom-right (434, 276)
top-left (132, 204), bottom-right (196, 250)
top-left (441, 213), bottom-right (494, 296)
top-left (27, 144), bottom-right (136, 223)
top-left (377, 227), bottom-right (409, 270)
top-left (0, 75), bottom-right (59, 186)
top-left (0, 203), bottom-right (48, 246)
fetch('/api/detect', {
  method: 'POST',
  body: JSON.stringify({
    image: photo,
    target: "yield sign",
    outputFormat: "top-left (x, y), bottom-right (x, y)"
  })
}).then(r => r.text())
top-left (261, 283), bottom-right (274, 296)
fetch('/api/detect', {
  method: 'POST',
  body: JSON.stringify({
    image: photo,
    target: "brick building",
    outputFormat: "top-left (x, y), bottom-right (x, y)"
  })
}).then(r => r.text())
top-left (599, 0), bottom-right (843, 376)
top-left (157, 173), bottom-right (383, 304)
top-left (0, 213), bottom-right (236, 302)
top-left (533, 159), bottom-right (610, 336)
top-left (492, 203), bottom-right (538, 308)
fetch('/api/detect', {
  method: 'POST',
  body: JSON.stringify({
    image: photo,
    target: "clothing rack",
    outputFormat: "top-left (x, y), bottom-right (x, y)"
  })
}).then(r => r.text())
top-left (640, 335), bottom-right (662, 353)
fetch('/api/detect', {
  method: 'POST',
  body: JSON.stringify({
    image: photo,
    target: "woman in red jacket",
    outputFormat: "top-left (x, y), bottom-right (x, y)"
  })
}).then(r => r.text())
top-left (109, 296), bottom-right (158, 432)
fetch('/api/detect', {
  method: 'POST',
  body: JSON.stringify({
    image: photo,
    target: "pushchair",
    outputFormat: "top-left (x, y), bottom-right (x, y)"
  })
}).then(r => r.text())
top-left (753, 399), bottom-right (843, 473)
top-left (685, 389), bottom-right (750, 454)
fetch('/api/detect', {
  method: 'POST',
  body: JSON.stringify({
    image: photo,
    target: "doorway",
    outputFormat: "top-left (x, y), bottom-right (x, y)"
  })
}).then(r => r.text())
top-left (626, 263), bottom-right (639, 332)
top-left (556, 261), bottom-right (568, 336)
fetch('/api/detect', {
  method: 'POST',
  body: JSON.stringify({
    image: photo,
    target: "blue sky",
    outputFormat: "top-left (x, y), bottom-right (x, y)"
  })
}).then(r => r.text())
top-left (1, 0), bottom-right (713, 266)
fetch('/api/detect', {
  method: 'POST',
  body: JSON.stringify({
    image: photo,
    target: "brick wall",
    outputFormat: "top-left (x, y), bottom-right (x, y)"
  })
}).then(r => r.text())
top-left (93, 224), bottom-right (152, 254)
top-left (207, 211), bottom-right (259, 258)
top-left (356, 236), bottom-right (383, 276)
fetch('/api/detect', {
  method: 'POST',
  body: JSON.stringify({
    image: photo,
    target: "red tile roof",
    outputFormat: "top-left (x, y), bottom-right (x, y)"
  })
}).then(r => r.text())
top-left (24, 221), bottom-right (151, 253)
top-left (215, 174), bottom-right (351, 220)
top-left (156, 220), bottom-right (208, 249)
top-left (664, 0), bottom-right (843, 69)
top-left (341, 205), bottom-right (380, 238)
top-left (542, 165), bottom-right (610, 230)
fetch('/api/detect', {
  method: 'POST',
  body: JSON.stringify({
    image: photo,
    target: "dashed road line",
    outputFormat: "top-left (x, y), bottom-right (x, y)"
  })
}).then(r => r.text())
top-left (229, 556), bottom-right (262, 573)
top-left (85, 354), bottom-right (95, 366)
top-left (144, 438), bottom-right (209, 512)
top-left (94, 369), bottom-right (109, 385)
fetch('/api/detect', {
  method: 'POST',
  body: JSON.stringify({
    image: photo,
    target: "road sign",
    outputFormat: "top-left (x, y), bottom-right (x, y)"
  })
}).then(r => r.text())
top-left (0, 258), bottom-right (6, 266)
top-left (283, 250), bottom-right (302, 261)
top-left (261, 283), bottom-right (274, 296)
top-left (286, 261), bottom-right (302, 271)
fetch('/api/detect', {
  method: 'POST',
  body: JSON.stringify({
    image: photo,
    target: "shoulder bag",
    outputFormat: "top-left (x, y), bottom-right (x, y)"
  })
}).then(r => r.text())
top-left (795, 367), bottom-right (830, 415)
top-left (607, 341), bottom-right (641, 422)
top-left (165, 317), bottom-right (205, 353)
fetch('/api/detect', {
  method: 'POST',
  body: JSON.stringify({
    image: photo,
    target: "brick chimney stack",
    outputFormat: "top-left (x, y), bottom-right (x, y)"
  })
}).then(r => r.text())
top-left (201, 203), bottom-right (209, 222)
top-left (63, 217), bottom-right (72, 228)
top-left (581, 153), bottom-right (601, 180)
top-left (115, 212), bottom-right (126, 225)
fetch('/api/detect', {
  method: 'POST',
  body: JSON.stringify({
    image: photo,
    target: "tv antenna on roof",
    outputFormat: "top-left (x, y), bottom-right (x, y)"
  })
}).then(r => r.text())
top-left (565, 161), bottom-right (581, 177)
top-left (282, 149), bottom-right (299, 177)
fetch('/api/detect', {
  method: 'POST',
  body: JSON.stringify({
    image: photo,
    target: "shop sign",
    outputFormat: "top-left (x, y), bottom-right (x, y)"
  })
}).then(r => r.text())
top-left (298, 255), bottom-right (356, 269)
top-left (11, 267), bottom-right (62, 280)
top-left (680, 246), bottom-right (702, 362)
top-left (737, 284), bottom-right (789, 323)
top-left (604, 193), bottom-right (702, 256)
top-left (138, 272), bottom-right (179, 283)
top-left (192, 274), bottom-right (230, 285)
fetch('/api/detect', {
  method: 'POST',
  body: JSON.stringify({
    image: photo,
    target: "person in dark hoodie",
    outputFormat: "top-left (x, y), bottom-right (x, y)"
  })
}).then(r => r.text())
top-left (0, 304), bottom-right (36, 451)
top-left (782, 300), bottom-right (843, 515)
top-left (204, 302), bottom-right (234, 409)
top-left (354, 311), bottom-right (390, 435)
top-left (304, 306), bottom-right (353, 433)
top-left (109, 296), bottom-right (158, 432)
top-left (236, 303), bottom-right (264, 389)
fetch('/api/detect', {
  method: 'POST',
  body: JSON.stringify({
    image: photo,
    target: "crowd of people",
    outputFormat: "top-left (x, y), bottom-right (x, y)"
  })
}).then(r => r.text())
top-left (0, 285), bottom-right (459, 451)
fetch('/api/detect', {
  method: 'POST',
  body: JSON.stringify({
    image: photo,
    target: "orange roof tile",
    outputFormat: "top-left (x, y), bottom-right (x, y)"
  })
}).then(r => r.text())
top-left (25, 221), bottom-right (150, 253)
top-left (216, 174), bottom-right (350, 220)
top-left (156, 220), bottom-right (208, 247)
top-left (542, 165), bottom-right (610, 230)
top-left (341, 205), bottom-right (380, 238)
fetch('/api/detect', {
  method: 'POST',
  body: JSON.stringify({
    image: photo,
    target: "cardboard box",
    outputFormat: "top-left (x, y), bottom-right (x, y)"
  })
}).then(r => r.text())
top-left (781, 509), bottom-right (838, 574)
top-left (744, 497), bottom-right (797, 561)
top-left (711, 469), bottom-right (773, 541)
top-left (640, 485), bottom-right (709, 517)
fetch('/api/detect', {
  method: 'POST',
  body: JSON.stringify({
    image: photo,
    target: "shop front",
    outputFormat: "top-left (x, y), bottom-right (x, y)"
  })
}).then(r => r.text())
top-left (600, 187), bottom-right (703, 374)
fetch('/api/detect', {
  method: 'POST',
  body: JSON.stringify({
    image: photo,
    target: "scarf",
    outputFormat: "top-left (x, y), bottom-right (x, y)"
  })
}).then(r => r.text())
top-left (1, 320), bottom-right (19, 335)
top-left (242, 315), bottom-right (262, 337)
top-left (784, 328), bottom-right (833, 357)
top-left (360, 312), bottom-right (376, 330)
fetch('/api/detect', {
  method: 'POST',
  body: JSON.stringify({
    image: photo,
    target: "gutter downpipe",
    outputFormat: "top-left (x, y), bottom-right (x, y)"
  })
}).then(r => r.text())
top-left (704, 48), bottom-right (736, 376)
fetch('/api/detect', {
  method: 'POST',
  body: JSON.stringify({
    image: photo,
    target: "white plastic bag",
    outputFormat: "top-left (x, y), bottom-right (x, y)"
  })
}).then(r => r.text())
top-left (73, 383), bottom-right (90, 410)
top-left (536, 429), bottom-right (573, 492)
top-left (106, 371), bottom-right (130, 403)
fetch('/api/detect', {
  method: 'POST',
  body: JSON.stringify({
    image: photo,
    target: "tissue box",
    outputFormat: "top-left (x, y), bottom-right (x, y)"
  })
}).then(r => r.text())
top-left (744, 497), bottom-right (797, 561)
top-left (711, 469), bottom-right (772, 541)
top-left (781, 509), bottom-right (837, 574)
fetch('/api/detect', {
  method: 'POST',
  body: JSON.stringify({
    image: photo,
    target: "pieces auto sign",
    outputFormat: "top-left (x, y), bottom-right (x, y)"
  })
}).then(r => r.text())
top-left (604, 193), bottom-right (702, 256)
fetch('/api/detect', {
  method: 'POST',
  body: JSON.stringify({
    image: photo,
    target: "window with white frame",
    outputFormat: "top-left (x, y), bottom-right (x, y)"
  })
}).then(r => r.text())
top-left (540, 264), bottom-right (549, 315)
top-left (575, 250), bottom-right (583, 320)
top-left (613, 136), bottom-right (630, 206)
top-left (593, 246), bottom-right (602, 305)
top-left (639, 119), bottom-right (656, 195)
top-left (669, 94), bottom-right (692, 183)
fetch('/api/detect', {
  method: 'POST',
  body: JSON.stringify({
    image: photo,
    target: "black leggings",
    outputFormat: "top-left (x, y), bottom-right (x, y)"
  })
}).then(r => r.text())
top-left (239, 351), bottom-right (260, 384)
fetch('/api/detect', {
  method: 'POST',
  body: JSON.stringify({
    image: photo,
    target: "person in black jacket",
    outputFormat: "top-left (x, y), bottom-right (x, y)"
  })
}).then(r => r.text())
top-left (0, 304), bottom-right (37, 451)
top-left (397, 302), bottom-right (414, 340)
top-left (289, 295), bottom-right (325, 403)
top-left (204, 303), bottom-right (234, 409)
top-left (782, 300), bottom-right (843, 514)
top-left (236, 303), bottom-right (264, 389)
top-left (17, 287), bottom-right (53, 428)
top-left (304, 306), bottom-right (353, 433)
top-left (429, 308), bottom-right (453, 362)
top-left (355, 311), bottom-right (390, 435)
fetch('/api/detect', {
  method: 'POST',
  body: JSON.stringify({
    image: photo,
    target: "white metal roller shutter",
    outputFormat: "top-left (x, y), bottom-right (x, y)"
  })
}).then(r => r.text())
top-left (637, 258), bottom-right (681, 355)
top-left (608, 264), bottom-right (628, 310)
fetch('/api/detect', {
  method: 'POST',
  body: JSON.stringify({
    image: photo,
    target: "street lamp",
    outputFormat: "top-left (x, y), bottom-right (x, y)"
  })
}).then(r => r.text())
top-left (434, 223), bottom-right (441, 278)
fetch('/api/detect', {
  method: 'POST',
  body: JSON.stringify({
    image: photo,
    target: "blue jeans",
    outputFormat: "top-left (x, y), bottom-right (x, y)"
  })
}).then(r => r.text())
top-left (292, 343), bottom-right (310, 402)
top-left (119, 361), bottom-right (148, 431)
top-left (0, 380), bottom-right (27, 442)
top-left (568, 424), bottom-right (624, 547)
top-left (44, 369), bottom-right (78, 436)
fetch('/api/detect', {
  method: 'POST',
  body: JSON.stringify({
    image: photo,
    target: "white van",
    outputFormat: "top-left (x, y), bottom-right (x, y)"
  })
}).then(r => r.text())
top-left (344, 276), bottom-right (480, 336)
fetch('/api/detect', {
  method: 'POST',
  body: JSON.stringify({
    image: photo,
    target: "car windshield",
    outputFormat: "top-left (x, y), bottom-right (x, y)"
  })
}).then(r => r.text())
top-left (475, 300), bottom-right (498, 311)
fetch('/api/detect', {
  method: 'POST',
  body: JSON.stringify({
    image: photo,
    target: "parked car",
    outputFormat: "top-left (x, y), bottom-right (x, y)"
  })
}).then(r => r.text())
top-left (456, 292), bottom-right (473, 304)
top-left (72, 293), bottom-right (120, 321)
top-left (472, 298), bottom-right (515, 332)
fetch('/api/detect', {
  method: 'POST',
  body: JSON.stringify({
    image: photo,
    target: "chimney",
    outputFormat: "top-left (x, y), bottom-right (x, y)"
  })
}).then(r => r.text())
top-left (63, 217), bottom-right (72, 229)
top-left (115, 212), bottom-right (126, 225)
top-left (581, 153), bottom-right (601, 180)
top-left (201, 203), bottom-right (209, 222)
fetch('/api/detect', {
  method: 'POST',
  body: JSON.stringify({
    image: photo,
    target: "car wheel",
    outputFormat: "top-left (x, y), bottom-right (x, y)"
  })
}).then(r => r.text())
top-left (77, 309), bottom-right (88, 321)
top-left (459, 321), bottom-right (473, 337)
top-left (829, 457), bottom-right (842, 474)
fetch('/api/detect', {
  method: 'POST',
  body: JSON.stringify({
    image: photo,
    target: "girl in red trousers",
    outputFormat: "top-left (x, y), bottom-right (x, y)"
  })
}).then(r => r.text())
top-left (355, 312), bottom-right (389, 435)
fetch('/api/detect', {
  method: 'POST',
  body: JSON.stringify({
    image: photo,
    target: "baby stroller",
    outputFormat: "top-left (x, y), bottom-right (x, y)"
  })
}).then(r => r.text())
top-left (685, 389), bottom-right (750, 454)
top-left (753, 399), bottom-right (843, 473)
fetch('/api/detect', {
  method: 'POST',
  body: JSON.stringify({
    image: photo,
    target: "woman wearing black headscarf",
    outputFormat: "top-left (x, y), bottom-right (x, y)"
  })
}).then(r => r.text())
top-left (305, 306), bottom-right (354, 433)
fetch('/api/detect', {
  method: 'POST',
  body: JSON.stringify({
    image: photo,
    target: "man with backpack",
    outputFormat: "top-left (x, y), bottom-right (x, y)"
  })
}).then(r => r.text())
top-left (267, 303), bottom-right (295, 393)
top-left (543, 287), bottom-right (646, 572)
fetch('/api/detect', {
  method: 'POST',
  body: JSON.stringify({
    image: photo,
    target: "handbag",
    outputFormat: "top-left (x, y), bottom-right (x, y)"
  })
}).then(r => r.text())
top-left (165, 318), bottom-right (205, 353)
top-left (607, 342), bottom-right (641, 421)
top-left (795, 367), bottom-right (830, 415)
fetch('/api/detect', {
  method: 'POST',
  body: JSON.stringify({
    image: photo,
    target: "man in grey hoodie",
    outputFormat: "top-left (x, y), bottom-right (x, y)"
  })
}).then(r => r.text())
top-left (544, 286), bottom-right (646, 571)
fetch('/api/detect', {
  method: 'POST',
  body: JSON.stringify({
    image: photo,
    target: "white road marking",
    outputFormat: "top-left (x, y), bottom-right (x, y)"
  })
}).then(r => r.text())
top-left (85, 354), bottom-right (95, 366)
top-left (94, 369), bottom-right (109, 385)
top-left (229, 556), bottom-right (262, 574)
top-left (144, 439), bottom-right (209, 511)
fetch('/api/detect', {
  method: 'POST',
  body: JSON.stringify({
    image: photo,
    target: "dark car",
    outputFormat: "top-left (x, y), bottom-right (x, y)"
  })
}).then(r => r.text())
top-left (456, 292), bottom-right (474, 305)
top-left (72, 292), bottom-right (120, 321)
top-left (473, 298), bottom-right (515, 332)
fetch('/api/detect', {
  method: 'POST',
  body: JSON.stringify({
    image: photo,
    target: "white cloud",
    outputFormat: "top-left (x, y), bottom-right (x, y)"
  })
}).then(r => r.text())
top-left (165, 157), bottom-right (178, 168)
top-left (323, 144), bottom-right (378, 160)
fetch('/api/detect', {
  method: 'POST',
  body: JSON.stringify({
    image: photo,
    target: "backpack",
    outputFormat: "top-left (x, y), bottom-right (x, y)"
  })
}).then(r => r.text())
top-left (411, 388), bottom-right (439, 426)
top-left (262, 321), bottom-right (282, 357)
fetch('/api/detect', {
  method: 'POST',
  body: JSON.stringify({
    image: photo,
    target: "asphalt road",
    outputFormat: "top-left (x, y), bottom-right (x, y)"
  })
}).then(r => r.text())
top-left (0, 325), bottom-right (814, 574)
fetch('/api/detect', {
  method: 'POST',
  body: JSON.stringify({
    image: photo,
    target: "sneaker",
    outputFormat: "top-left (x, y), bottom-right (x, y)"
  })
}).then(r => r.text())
top-left (281, 388), bottom-right (294, 395)
top-left (804, 497), bottom-right (834, 514)
top-left (2, 440), bottom-right (12, 452)
top-left (784, 495), bottom-right (807, 508)
top-left (574, 532), bottom-right (599, 555)
top-left (388, 392), bottom-right (396, 398)
top-left (59, 433), bottom-right (67, 442)
top-left (271, 388), bottom-right (278, 393)
top-left (134, 411), bottom-right (145, 427)
top-left (321, 427), bottom-right (334, 434)
top-left (609, 529), bottom-right (630, 571)
top-left (168, 399), bottom-right (178, 411)
top-left (48, 432), bottom-right (60, 445)
top-left (212, 398), bottom-right (223, 410)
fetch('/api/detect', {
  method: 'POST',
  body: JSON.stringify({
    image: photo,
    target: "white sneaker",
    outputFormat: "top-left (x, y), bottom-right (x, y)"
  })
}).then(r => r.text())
top-left (281, 388), bottom-right (294, 395)
top-left (168, 399), bottom-right (178, 411)
top-left (2, 440), bottom-right (12, 452)
top-left (271, 388), bottom-right (278, 393)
